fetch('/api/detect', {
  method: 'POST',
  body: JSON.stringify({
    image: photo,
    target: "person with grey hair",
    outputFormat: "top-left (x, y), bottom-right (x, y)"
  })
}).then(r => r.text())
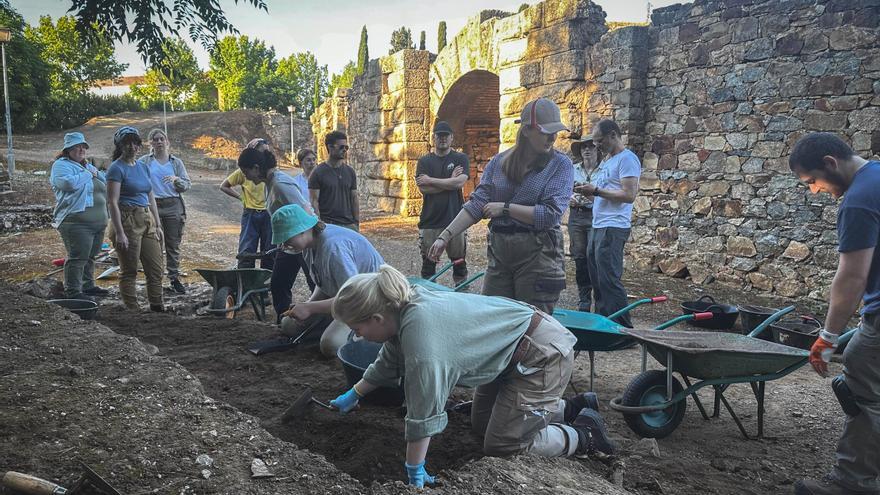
top-left (138, 128), bottom-right (190, 294)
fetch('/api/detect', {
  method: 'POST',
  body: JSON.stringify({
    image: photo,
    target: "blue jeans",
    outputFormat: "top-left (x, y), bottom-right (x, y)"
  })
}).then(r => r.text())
top-left (238, 209), bottom-right (274, 270)
top-left (587, 227), bottom-right (632, 327)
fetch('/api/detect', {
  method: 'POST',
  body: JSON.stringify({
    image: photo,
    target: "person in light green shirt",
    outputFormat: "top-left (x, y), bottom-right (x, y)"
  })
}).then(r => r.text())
top-left (327, 264), bottom-right (616, 488)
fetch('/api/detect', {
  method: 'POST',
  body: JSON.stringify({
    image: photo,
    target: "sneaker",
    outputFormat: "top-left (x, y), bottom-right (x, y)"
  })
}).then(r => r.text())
top-left (564, 391), bottom-right (600, 423)
top-left (170, 278), bottom-right (186, 294)
top-left (83, 286), bottom-right (110, 297)
top-left (794, 475), bottom-right (871, 495)
top-left (572, 408), bottom-right (616, 456)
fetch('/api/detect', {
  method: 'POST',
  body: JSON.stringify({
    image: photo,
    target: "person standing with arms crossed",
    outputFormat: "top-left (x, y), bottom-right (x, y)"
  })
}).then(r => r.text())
top-left (309, 131), bottom-right (359, 231)
top-left (575, 119), bottom-right (640, 328)
top-left (415, 121), bottom-right (470, 286)
top-left (789, 133), bottom-right (880, 495)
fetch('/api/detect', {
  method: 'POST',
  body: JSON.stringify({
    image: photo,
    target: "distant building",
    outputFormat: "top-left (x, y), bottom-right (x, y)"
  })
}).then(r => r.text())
top-left (90, 75), bottom-right (147, 97)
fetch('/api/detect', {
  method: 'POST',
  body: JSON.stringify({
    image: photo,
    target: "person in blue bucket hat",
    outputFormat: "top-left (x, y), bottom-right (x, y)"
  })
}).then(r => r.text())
top-left (50, 131), bottom-right (110, 300)
top-left (270, 203), bottom-right (383, 358)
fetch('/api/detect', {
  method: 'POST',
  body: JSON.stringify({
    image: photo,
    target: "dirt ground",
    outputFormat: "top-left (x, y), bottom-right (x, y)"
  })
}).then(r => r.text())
top-left (0, 165), bottom-right (855, 494)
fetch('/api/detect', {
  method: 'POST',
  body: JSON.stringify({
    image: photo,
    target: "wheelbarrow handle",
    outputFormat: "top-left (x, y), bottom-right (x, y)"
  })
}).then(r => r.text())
top-left (607, 295), bottom-right (669, 320)
top-left (748, 305), bottom-right (795, 339)
top-left (428, 259), bottom-right (461, 282)
top-left (453, 271), bottom-right (485, 291)
top-left (693, 311), bottom-right (714, 321)
top-left (652, 312), bottom-right (712, 330)
top-left (650, 296), bottom-right (668, 303)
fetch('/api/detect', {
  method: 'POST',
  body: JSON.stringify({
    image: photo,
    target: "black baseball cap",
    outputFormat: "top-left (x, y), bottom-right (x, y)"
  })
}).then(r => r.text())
top-left (432, 121), bottom-right (453, 135)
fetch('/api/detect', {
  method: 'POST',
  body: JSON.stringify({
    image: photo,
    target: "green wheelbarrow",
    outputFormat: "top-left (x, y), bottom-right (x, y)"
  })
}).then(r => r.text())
top-left (609, 305), bottom-right (858, 439)
top-left (196, 268), bottom-right (272, 321)
top-left (553, 296), bottom-right (715, 391)
top-left (407, 259), bottom-right (485, 292)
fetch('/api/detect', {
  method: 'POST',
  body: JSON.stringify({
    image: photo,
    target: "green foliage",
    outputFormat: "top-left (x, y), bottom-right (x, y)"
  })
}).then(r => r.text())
top-left (42, 93), bottom-right (143, 131)
top-left (419, 31), bottom-right (426, 50)
top-left (356, 26), bottom-right (369, 75)
top-left (208, 35), bottom-right (277, 111)
top-left (129, 38), bottom-right (216, 111)
top-left (389, 26), bottom-right (414, 54)
top-left (437, 21), bottom-right (447, 52)
top-left (312, 77), bottom-right (320, 113)
top-left (328, 61), bottom-right (358, 96)
top-left (519, 3), bottom-right (530, 12)
top-left (68, 0), bottom-right (267, 68)
top-left (273, 52), bottom-right (329, 117)
top-left (0, 1), bottom-right (52, 132)
top-left (24, 15), bottom-right (126, 96)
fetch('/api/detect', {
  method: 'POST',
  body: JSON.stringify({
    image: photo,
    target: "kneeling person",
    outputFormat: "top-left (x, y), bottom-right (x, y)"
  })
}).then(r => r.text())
top-left (327, 264), bottom-right (615, 488)
top-left (271, 204), bottom-right (384, 357)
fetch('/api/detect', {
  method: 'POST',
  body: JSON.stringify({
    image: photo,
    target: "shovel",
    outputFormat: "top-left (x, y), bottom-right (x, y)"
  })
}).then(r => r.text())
top-left (281, 386), bottom-right (335, 423)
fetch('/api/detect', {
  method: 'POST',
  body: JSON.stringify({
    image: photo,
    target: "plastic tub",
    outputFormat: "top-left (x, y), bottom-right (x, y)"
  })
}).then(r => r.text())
top-left (337, 338), bottom-right (405, 407)
top-left (48, 299), bottom-right (98, 320)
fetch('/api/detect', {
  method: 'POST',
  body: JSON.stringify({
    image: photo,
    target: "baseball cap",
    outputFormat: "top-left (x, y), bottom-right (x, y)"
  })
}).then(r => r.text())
top-left (515, 98), bottom-right (569, 134)
top-left (432, 121), bottom-right (453, 135)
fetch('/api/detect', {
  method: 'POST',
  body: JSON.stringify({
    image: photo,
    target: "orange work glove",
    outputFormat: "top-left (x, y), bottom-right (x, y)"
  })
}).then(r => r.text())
top-left (809, 330), bottom-right (838, 377)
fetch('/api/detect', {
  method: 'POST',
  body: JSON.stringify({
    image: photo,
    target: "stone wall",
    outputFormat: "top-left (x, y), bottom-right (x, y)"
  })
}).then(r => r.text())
top-left (261, 112), bottom-right (315, 160)
top-left (311, 0), bottom-right (880, 299)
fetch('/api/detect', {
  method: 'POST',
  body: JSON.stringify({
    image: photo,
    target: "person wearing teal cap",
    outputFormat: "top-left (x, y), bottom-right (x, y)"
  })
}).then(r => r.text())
top-left (271, 204), bottom-right (384, 357)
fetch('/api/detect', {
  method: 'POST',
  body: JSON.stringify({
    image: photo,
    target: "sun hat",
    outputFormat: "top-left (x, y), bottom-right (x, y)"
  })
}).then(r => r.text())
top-left (62, 132), bottom-right (89, 151)
top-left (515, 97), bottom-right (569, 134)
top-left (113, 126), bottom-right (141, 145)
top-left (570, 135), bottom-right (595, 157)
top-left (271, 204), bottom-right (318, 245)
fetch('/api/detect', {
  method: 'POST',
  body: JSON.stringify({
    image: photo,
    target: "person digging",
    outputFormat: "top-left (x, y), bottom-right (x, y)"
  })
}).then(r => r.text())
top-left (271, 204), bottom-right (384, 358)
top-left (325, 264), bottom-right (615, 488)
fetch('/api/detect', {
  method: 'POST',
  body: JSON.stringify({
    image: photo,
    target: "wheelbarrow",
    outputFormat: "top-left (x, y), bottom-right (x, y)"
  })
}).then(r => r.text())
top-left (609, 306), bottom-right (858, 439)
top-left (552, 296), bottom-right (713, 391)
top-left (196, 268), bottom-right (272, 321)
top-left (407, 259), bottom-right (485, 292)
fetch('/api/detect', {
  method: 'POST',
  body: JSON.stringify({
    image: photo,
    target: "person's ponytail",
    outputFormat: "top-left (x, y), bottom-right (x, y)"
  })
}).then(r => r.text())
top-left (332, 264), bottom-right (411, 323)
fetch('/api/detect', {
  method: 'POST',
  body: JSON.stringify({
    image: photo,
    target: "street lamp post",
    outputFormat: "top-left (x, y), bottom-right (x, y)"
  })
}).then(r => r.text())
top-left (158, 84), bottom-right (170, 136)
top-left (0, 27), bottom-right (14, 178)
top-left (287, 105), bottom-right (296, 162)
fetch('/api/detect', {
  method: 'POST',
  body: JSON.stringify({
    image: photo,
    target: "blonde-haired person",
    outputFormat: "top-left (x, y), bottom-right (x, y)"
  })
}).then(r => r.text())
top-left (327, 264), bottom-right (615, 488)
top-left (270, 203), bottom-right (383, 357)
top-left (428, 98), bottom-right (574, 313)
top-left (138, 128), bottom-right (191, 294)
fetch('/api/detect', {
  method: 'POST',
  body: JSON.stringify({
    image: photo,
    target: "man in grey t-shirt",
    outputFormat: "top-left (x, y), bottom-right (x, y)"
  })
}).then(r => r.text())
top-left (575, 119), bottom-right (640, 327)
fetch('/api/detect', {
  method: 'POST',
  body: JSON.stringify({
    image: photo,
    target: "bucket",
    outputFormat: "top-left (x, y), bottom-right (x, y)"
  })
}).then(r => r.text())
top-left (681, 295), bottom-right (739, 331)
top-left (48, 299), bottom-right (98, 320)
top-left (737, 304), bottom-right (779, 338)
top-left (337, 338), bottom-right (405, 407)
top-left (770, 317), bottom-right (822, 350)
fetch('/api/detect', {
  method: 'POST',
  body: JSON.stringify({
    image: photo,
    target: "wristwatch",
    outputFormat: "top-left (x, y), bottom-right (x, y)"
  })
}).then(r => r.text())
top-left (502, 202), bottom-right (510, 217)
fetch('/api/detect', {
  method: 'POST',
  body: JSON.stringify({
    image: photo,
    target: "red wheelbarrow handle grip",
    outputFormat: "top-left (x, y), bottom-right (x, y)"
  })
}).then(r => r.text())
top-left (650, 296), bottom-right (668, 303)
top-left (452, 258), bottom-right (465, 265)
top-left (693, 312), bottom-right (714, 320)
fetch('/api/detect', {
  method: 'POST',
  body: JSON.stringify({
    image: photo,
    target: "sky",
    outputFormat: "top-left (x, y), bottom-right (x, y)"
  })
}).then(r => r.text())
top-left (17, 0), bottom-right (683, 76)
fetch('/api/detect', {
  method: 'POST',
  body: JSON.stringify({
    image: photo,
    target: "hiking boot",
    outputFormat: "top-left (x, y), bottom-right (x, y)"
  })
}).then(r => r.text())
top-left (170, 278), bottom-right (186, 294)
top-left (83, 286), bottom-right (110, 297)
top-left (564, 391), bottom-right (600, 423)
top-left (150, 304), bottom-right (165, 313)
top-left (572, 408), bottom-right (616, 457)
top-left (794, 475), bottom-right (874, 495)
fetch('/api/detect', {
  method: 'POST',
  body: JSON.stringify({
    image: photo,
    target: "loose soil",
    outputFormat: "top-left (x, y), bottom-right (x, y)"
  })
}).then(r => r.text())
top-left (1, 152), bottom-right (854, 495)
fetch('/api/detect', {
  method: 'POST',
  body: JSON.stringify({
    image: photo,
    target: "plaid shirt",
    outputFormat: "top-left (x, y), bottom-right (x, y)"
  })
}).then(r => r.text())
top-left (463, 149), bottom-right (574, 231)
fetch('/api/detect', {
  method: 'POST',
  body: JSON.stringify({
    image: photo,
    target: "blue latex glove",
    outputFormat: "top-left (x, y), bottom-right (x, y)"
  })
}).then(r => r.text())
top-left (330, 387), bottom-right (360, 414)
top-left (404, 461), bottom-right (436, 488)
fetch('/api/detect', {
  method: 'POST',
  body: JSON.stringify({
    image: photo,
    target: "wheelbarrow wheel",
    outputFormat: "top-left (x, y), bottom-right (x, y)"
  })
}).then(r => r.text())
top-left (621, 369), bottom-right (686, 439)
top-left (211, 286), bottom-right (236, 319)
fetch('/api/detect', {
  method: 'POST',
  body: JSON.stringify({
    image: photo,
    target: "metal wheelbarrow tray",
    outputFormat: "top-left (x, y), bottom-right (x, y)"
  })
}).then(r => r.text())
top-left (609, 306), bottom-right (857, 439)
top-left (196, 268), bottom-right (272, 321)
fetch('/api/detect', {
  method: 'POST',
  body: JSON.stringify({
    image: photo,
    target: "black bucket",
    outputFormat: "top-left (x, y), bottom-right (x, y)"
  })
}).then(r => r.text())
top-left (48, 299), bottom-right (98, 320)
top-left (681, 295), bottom-right (739, 331)
top-left (738, 304), bottom-right (779, 338)
top-left (337, 339), bottom-right (405, 407)
top-left (770, 317), bottom-right (822, 350)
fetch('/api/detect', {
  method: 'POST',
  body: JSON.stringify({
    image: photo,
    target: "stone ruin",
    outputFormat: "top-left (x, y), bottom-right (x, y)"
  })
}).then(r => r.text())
top-left (311, 0), bottom-right (880, 300)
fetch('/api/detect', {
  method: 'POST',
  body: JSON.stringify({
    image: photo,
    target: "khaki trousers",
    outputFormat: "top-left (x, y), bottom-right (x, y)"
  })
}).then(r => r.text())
top-left (419, 228), bottom-right (468, 283)
top-left (109, 206), bottom-right (164, 309)
top-left (483, 228), bottom-right (566, 313)
top-left (471, 316), bottom-right (579, 457)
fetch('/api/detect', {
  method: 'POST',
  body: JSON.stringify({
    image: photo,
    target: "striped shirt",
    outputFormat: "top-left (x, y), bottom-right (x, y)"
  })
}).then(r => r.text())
top-left (462, 149), bottom-right (574, 231)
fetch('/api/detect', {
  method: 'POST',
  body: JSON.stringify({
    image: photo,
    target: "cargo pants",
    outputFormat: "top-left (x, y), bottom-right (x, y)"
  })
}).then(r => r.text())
top-left (419, 228), bottom-right (468, 285)
top-left (109, 205), bottom-right (164, 309)
top-left (156, 197), bottom-right (185, 279)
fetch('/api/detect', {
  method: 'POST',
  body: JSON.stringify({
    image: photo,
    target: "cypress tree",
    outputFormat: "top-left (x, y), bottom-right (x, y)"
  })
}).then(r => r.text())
top-left (312, 77), bottom-right (320, 112)
top-left (437, 21), bottom-right (447, 51)
top-left (357, 26), bottom-right (369, 75)
top-left (419, 30), bottom-right (426, 50)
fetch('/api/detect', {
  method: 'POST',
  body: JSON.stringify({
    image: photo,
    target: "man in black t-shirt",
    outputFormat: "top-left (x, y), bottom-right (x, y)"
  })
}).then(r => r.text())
top-left (309, 130), bottom-right (359, 231)
top-left (416, 121), bottom-right (470, 284)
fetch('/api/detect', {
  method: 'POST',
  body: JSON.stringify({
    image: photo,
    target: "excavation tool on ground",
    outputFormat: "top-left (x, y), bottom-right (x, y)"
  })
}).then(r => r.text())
top-left (609, 306), bottom-right (858, 439)
top-left (246, 313), bottom-right (333, 356)
top-left (281, 386), bottom-right (336, 422)
top-left (196, 268), bottom-right (272, 321)
top-left (2, 461), bottom-right (121, 495)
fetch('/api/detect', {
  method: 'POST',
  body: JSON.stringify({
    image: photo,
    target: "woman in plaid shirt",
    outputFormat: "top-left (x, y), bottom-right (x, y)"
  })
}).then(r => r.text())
top-left (429, 98), bottom-right (574, 313)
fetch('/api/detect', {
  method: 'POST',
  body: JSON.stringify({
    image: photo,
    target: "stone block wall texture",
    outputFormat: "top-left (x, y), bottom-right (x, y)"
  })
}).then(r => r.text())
top-left (312, 0), bottom-right (880, 299)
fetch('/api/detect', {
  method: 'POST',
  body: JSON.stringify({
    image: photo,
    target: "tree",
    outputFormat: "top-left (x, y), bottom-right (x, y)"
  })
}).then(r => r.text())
top-left (519, 3), bottom-right (530, 12)
top-left (356, 26), bottom-right (369, 75)
top-left (389, 26), bottom-right (414, 54)
top-left (312, 77), bottom-right (321, 113)
top-left (24, 15), bottom-right (126, 95)
top-left (274, 52), bottom-right (329, 117)
top-left (129, 38), bottom-right (216, 111)
top-left (419, 30), bottom-right (426, 50)
top-left (437, 21), bottom-right (447, 51)
top-left (67, 0), bottom-right (267, 67)
top-left (328, 61), bottom-right (358, 96)
top-left (0, 1), bottom-right (51, 132)
top-left (208, 35), bottom-right (276, 110)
